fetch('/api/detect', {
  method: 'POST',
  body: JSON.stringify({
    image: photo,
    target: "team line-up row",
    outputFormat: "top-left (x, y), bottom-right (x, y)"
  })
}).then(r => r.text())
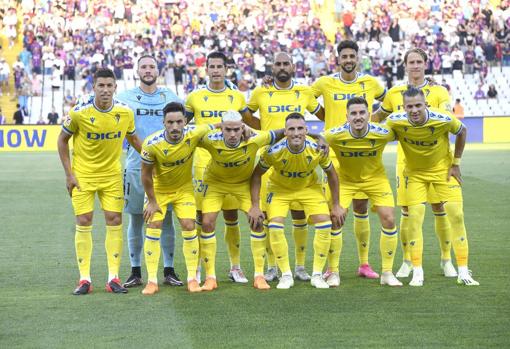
top-left (57, 42), bottom-right (479, 296)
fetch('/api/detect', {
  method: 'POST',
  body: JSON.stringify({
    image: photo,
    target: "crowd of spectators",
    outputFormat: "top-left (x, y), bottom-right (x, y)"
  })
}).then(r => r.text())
top-left (0, 0), bottom-right (509, 122)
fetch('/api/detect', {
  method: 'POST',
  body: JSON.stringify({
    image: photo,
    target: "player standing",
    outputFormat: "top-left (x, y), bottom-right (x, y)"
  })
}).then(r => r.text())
top-left (117, 55), bottom-right (183, 288)
top-left (386, 88), bottom-right (479, 286)
top-left (372, 48), bottom-right (457, 278)
top-left (57, 68), bottom-right (142, 295)
top-left (244, 52), bottom-right (323, 282)
top-left (185, 52), bottom-right (249, 283)
top-left (312, 40), bottom-right (386, 282)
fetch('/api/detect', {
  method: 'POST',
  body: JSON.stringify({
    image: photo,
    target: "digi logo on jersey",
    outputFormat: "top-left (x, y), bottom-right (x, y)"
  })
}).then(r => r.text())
top-left (403, 138), bottom-right (438, 146)
top-left (162, 153), bottom-right (193, 167)
top-left (215, 157), bottom-right (251, 168)
top-left (267, 105), bottom-right (302, 113)
top-left (136, 108), bottom-right (163, 117)
top-left (87, 131), bottom-right (122, 140)
top-left (339, 150), bottom-right (377, 157)
top-left (333, 93), bottom-right (367, 101)
top-left (280, 169), bottom-right (314, 178)
top-left (201, 111), bottom-right (226, 118)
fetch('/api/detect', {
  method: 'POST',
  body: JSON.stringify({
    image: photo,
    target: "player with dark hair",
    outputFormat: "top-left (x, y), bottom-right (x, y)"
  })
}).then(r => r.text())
top-left (57, 68), bottom-right (142, 295)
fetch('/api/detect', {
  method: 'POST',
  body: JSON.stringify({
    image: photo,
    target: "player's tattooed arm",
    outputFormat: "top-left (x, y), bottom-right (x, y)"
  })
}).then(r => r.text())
top-left (141, 162), bottom-right (162, 223)
top-left (248, 164), bottom-right (267, 230)
top-left (57, 131), bottom-right (80, 196)
top-left (371, 108), bottom-right (390, 123)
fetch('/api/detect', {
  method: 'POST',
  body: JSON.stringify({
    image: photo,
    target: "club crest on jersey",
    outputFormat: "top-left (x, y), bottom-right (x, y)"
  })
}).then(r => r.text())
top-left (160, 93), bottom-right (166, 101)
top-left (429, 126), bottom-right (435, 135)
top-left (90, 117), bottom-right (96, 124)
top-left (203, 96), bottom-right (208, 102)
top-left (342, 141), bottom-right (347, 146)
top-left (295, 91), bottom-right (300, 99)
top-left (163, 149), bottom-right (168, 156)
top-left (186, 139), bottom-right (191, 147)
top-left (306, 155), bottom-right (312, 164)
top-left (425, 90), bottom-right (431, 97)
top-left (115, 114), bottom-right (120, 124)
top-left (360, 82), bottom-right (365, 90)
top-left (228, 95), bottom-right (234, 104)
top-left (370, 139), bottom-right (376, 147)
top-left (242, 146), bottom-right (247, 154)
top-left (282, 159), bottom-right (287, 165)
top-left (217, 149), bottom-right (223, 154)
top-left (136, 95), bottom-right (141, 101)
top-left (404, 127), bottom-right (408, 132)
top-left (269, 92), bottom-right (274, 98)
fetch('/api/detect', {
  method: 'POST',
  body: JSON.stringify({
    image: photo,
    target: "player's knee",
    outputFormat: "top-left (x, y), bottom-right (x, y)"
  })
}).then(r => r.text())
top-left (222, 209), bottom-right (238, 221)
top-left (431, 202), bottom-right (444, 212)
top-left (148, 220), bottom-right (163, 229)
top-left (445, 202), bottom-right (464, 225)
top-left (380, 212), bottom-right (395, 228)
top-left (202, 218), bottom-right (215, 233)
top-left (76, 213), bottom-right (93, 226)
top-left (352, 199), bottom-right (368, 214)
top-left (105, 213), bottom-right (122, 226)
top-left (180, 219), bottom-right (195, 231)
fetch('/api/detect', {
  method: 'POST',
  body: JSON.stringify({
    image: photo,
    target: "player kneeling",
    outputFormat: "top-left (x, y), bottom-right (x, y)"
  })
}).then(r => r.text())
top-left (249, 113), bottom-right (346, 289)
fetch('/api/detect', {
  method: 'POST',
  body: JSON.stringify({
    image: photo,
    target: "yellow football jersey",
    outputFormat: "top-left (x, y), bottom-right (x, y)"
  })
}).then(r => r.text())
top-left (62, 98), bottom-right (136, 179)
top-left (200, 130), bottom-right (276, 184)
top-left (260, 136), bottom-right (332, 190)
top-left (386, 108), bottom-right (464, 173)
top-left (185, 84), bottom-right (248, 168)
top-left (311, 72), bottom-right (386, 130)
top-left (324, 123), bottom-right (395, 182)
top-left (141, 124), bottom-right (214, 192)
top-left (380, 81), bottom-right (451, 114)
top-left (247, 81), bottom-right (320, 131)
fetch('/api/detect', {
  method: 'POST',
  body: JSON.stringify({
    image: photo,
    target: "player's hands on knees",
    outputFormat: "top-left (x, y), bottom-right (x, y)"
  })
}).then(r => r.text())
top-left (248, 206), bottom-right (264, 231)
top-left (261, 75), bottom-right (274, 88)
top-left (330, 204), bottom-right (347, 227)
top-left (143, 201), bottom-right (162, 224)
top-left (448, 165), bottom-right (462, 185)
top-left (65, 174), bottom-right (80, 197)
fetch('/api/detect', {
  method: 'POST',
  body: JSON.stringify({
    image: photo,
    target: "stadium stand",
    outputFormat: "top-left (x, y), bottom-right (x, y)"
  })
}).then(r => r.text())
top-left (0, 0), bottom-right (508, 123)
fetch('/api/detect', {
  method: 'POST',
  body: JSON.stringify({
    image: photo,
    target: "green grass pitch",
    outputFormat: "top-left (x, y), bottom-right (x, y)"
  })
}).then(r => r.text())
top-left (1, 147), bottom-right (509, 348)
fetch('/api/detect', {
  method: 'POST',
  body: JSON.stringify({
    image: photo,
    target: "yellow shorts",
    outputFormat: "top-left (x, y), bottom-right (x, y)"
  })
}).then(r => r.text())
top-left (261, 170), bottom-right (304, 212)
top-left (193, 166), bottom-right (238, 211)
top-left (402, 170), bottom-right (463, 206)
top-left (71, 176), bottom-right (123, 215)
top-left (147, 184), bottom-right (196, 222)
top-left (266, 183), bottom-right (330, 220)
top-left (396, 162), bottom-right (442, 205)
top-left (202, 180), bottom-right (251, 213)
top-left (323, 158), bottom-right (368, 201)
top-left (340, 178), bottom-right (395, 209)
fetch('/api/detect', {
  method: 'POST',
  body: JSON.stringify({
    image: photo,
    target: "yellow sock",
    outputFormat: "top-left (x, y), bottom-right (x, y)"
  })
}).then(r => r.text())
top-left (313, 221), bottom-right (332, 274)
top-left (433, 211), bottom-right (452, 260)
top-left (224, 219), bottom-right (241, 267)
top-left (292, 218), bottom-right (308, 267)
top-left (195, 220), bottom-right (202, 271)
top-left (105, 225), bottom-right (123, 281)
top-left (445, 202), bottom-right (469, 267)
top-left (268, 222), bottom-right (290, 273)
top-left (380, 226), bottom-right (398, 272)
top-left (400, 212), bottom-right (411, 261)
top-left (144, 227), bottom-right (162, 283)
top-left (354, 211), bottom-right (370, 265)
top-left (182, 229), bottom-right (199, 280)
top-left (264, 221), bottom-right (276, 268)
top-left (200, 231), bottom-right (217, 278)
top-left (407, 204), bottom-right (426, 267)
top-left (327, 229), bottom-right (343, 273)
top-left (75, 225), bottom-right (92, 281)
top-left (250, 230), bottom-right (267, 275)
